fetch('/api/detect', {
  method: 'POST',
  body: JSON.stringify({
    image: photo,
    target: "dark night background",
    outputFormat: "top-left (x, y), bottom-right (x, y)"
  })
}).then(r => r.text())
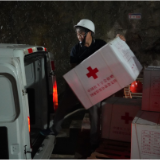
top-left (0, 1), bottom-right (160, 94)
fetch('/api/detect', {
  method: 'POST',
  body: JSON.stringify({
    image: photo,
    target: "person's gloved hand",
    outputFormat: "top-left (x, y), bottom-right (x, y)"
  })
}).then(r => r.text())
top-left (116, 34), bottom-right (126, 41)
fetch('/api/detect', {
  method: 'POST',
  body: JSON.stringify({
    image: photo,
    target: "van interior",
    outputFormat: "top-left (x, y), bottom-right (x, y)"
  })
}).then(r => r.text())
top-left (25, 52), bottom-right (53, 157)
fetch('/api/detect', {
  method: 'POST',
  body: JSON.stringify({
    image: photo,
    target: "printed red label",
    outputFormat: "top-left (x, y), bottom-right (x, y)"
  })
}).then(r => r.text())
top-left (87, 74), bottom-right (117, 97)
top-left (141, 130), bottom-right (160, 156)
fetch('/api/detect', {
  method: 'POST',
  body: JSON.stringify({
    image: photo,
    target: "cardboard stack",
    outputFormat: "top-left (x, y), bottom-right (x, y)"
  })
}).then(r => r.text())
top-left (64, 37), bottom-right (142, 109)
top-left (131, 111), bottom-right (160, 159)
top-left (131, 66), bottom-right (160, 159)
top-left (142, 66), bottom-right (160, 112)
top-left (101, 97), bottom-right (141, 142)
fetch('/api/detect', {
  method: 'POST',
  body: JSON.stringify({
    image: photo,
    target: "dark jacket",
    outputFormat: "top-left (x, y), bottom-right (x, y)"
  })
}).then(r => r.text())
top-left (70, 39), bottom-right (106, 64)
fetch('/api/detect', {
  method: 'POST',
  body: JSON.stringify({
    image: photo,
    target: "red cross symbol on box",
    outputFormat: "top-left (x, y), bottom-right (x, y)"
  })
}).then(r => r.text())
top-left (86, 66), bottom-right (99, 79)
top-left (121, 112), bottom-right (133, 124)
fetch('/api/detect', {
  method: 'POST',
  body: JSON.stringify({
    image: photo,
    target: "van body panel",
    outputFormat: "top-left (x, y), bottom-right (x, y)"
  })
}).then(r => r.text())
top-left (0, 57), bottom-right (31, 159)
top-left (0, 44), bottom-right (55, 159)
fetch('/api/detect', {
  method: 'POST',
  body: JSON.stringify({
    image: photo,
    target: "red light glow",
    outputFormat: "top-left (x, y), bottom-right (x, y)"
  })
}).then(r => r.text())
top-left (53, 81), bottom-right (58, 111)
top-left (28, 117), bottom-right (30, 132)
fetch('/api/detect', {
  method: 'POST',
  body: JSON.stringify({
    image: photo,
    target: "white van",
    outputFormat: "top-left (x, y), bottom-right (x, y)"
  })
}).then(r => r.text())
top-left (0, 44), bottom-right (57, 159)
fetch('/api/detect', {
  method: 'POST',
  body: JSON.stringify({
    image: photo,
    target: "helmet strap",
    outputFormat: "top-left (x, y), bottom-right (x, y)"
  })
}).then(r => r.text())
top-left (79, 32), bottom-right (88, 47)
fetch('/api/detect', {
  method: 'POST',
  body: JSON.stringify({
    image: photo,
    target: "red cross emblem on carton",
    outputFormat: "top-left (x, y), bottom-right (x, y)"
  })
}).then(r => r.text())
top-left (86, 66), bottom-right (99, 79)
top-left (121, 112), bottom-right (133, 124)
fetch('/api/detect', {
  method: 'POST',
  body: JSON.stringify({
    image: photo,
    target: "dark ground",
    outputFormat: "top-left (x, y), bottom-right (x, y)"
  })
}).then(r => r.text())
top-left (51, 109), bottom-right (91, 159)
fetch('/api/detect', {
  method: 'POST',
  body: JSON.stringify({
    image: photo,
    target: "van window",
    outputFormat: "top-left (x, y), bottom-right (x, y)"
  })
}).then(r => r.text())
top-left (0, 74), bottom-right (19, 122)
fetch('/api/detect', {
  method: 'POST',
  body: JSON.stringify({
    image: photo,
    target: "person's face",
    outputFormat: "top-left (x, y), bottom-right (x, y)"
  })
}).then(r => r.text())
top-left (76, 29), bottom-right (86, 42)
top-left (85, 32), bottom-right (92, 43)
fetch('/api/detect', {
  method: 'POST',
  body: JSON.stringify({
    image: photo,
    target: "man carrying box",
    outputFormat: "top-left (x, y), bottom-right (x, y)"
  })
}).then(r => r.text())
top-left (40, 19), bottom-right (126, 153)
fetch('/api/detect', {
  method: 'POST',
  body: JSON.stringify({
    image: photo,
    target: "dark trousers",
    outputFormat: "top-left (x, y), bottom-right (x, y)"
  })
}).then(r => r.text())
top-left (52, 83), bottom-right (100, 146)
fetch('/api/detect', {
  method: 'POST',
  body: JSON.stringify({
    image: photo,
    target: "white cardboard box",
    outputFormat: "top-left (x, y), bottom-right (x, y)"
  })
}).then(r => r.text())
top-left (101, 97), bottom-right (141, 142)
top-left (63, 37), bottom-right (142, 109)
top-left (142, 66), bottom-right (160, 112)
top-left (131, 110), bottom-right (160, 159)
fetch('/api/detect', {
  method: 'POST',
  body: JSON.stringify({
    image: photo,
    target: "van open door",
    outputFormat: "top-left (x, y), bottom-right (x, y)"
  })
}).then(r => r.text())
top-left (24, 49), bottom-right (55, 158)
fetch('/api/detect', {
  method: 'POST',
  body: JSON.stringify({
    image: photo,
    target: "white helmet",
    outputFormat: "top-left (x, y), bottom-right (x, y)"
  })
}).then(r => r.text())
top-left (74, 19), bottom-right (95, 34)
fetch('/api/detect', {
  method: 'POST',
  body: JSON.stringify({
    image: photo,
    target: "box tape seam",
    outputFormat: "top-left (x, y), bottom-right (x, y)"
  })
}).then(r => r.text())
top-left (135, 123), bottom-right (141, 159)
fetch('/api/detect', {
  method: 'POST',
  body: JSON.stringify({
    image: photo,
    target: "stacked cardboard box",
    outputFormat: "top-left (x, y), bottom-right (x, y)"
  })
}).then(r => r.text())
top-left (142, 66), bottom-right (160, 112)
top-left (101, 97), bottom-right (141, 142)
top-left (131, 110), bottom-right (160, 159)
top-left (131, 66), bottom-right (160, 159)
